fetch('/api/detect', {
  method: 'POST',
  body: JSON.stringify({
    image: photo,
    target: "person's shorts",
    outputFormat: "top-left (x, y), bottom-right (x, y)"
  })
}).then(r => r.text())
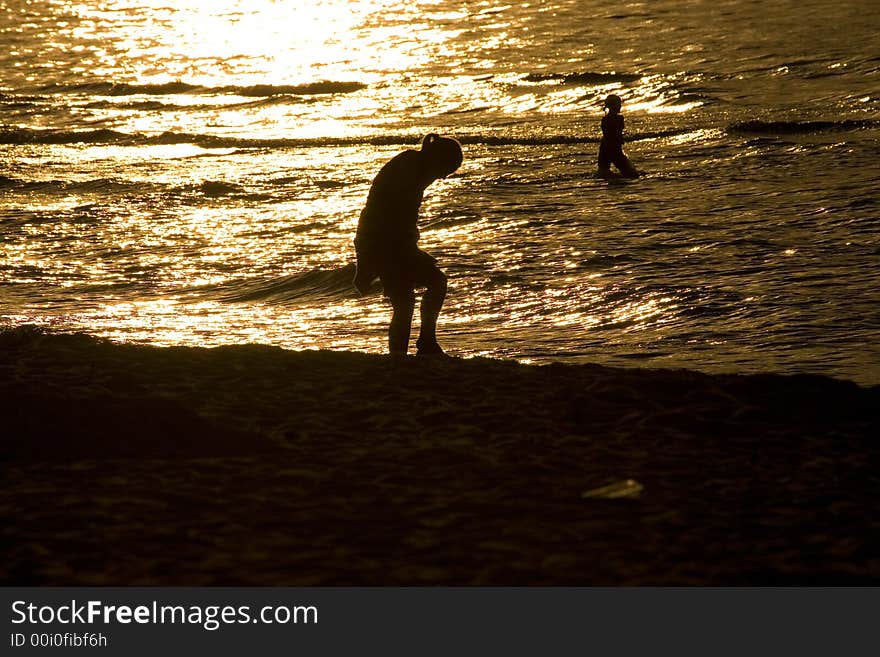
top-left (598, 141), bottom-right (636, 176)
top-left (355, 242), bottom-right (439, 301)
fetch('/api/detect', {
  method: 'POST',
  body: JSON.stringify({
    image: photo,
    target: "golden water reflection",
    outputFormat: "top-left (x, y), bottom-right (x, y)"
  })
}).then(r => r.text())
top-left (2, 1), bottom-right (712, 365)
top-left (33, 0), bottom-right (709, 144)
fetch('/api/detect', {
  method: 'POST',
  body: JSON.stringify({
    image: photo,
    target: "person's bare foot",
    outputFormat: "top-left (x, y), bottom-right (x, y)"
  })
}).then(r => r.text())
top-left (416, 338), bottom-right (446, 357)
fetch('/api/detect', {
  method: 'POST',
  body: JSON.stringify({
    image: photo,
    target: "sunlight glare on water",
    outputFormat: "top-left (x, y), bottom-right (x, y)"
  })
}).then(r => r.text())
top-left (68, 0), bottom-right (380, 83)
top-left (2, 0), bottom-right (878, 382)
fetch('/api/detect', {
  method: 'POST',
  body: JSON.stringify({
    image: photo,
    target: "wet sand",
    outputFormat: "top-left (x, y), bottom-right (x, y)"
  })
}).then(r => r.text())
top-left (1, 327), bottom-right (877, 585)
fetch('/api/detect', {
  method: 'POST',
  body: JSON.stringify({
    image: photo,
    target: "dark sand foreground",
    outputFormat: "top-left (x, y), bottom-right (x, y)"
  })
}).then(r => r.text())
top-left (2, 327), bottom-right (877, 585)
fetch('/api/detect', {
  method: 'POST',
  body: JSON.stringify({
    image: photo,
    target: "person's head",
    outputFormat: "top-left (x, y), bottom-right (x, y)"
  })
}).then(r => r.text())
top-left (420, 133), bottom-right (463, 181)
top-left (603, 94), bottom-right (623, 114)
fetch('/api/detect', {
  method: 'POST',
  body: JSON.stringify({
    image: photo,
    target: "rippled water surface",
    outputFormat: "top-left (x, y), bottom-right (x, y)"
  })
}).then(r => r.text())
top-left (2, 0), bottom-right (878, 383)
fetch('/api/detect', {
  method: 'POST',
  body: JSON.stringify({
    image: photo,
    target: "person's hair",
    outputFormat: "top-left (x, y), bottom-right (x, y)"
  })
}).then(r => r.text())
top-left (604, 94), bottom-right (622, 110)
top-left (421, 133), bottom-right (463, 177)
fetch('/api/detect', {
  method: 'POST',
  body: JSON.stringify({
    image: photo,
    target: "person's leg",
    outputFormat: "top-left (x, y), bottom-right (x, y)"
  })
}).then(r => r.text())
top-left (612, 150), bottom-right (638, 178)
top-left (409, 252), bottom-right (447, 355)
top-left (416, 266), bottom-right (447, 354)
top-left (597, 141), bottom-right (612, 175)
top-left (387, 288), bottom-right (415, 355)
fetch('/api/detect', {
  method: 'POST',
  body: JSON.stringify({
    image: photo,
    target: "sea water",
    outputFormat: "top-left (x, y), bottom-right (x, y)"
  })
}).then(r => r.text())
top-left (1, 0), bottom-right (878, 384)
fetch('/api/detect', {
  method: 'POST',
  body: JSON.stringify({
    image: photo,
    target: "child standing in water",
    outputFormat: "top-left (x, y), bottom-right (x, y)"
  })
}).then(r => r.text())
top-left (353, 134), bottom-right (463, 356)
top-left (598, 94), bottom-right (639, 178)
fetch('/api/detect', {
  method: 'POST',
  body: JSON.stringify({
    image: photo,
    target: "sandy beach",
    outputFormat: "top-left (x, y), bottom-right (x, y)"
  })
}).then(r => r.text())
top-left (1, 326), bottom-right (877, 585)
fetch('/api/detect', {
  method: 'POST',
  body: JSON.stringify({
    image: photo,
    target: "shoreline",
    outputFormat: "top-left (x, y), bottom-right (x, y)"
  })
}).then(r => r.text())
top-left (2, 327), bottom-right (877, 585)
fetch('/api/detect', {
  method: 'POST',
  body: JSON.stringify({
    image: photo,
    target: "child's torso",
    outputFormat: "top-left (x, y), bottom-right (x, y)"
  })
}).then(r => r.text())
top-left (357, 150), bottom-right (425, 248)
top-left (601, 113), bottom-right (625, 145)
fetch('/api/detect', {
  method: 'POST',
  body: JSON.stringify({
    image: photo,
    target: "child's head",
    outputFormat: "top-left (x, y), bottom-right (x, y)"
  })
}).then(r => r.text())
top-left (603, 94), bottom-right (623, 113)
top-left (420, 133), bottom-right (463, 180)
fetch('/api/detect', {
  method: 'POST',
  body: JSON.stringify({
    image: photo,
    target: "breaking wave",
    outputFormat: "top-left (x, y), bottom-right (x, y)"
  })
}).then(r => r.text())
top-left (523, 71), bottom-right (643, 84)
top-left (0, 127), bottom-right (691, 148)
top-left (33, 80), bottom-right (367, 97)
top-left (728, 119), bottom-right (880, 134)
top-left (207, 266), bottom-right (358, 305)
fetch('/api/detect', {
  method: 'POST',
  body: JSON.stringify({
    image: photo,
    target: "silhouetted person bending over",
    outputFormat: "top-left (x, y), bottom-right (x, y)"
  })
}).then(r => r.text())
top-left (598, 94), bottom-right (639, 178)
top-left (353, 134), bottom-right (463, 356)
